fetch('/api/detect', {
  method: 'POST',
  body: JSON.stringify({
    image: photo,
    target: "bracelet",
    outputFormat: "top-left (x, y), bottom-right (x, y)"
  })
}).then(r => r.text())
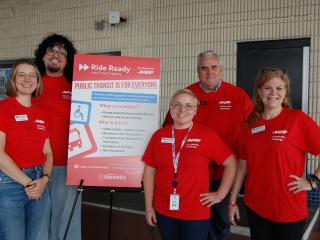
top-left (228, 202), bottom-right (238, 208)
top-left (215, 192), bottom-right (223, 202)
top-left (42, 173), bottom-right (51, 184)
top-left (310, 174), bottom-right (320, 188)
top-left (308, 179), bottom-right (316, 190)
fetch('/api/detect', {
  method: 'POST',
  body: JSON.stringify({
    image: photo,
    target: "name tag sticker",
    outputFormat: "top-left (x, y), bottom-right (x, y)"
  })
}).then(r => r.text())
top-left (252, 125), bottom-right (266, 134)
top-left (161, 137), bottom-right (174, 144)
top-left (169, 194), bottom-right (180, 210)
top-left (15, 115), bottom-right (28, 122)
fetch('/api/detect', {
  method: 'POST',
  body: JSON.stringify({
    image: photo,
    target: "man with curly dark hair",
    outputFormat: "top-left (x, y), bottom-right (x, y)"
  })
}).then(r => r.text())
top-left (34, 33), bottom-right (81, 240)
top-left (34, 34), bottom-right (76, 82)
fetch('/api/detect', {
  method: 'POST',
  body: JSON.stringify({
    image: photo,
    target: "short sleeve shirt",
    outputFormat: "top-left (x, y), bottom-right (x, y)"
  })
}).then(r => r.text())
top-left (239, 109), bottom-right (320, 222)
top-left (33, 75), bottom-right (71, 166)
top-left (163, 81), bottom-right (252, 179)
top-left (0, 97), bottom-right (50, 168)
top-left (142, 123), bottom-right (232, 220)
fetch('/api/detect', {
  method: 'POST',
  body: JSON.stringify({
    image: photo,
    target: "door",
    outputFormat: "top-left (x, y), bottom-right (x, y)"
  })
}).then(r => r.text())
top-left (237, 38), bottom-right (310, 112)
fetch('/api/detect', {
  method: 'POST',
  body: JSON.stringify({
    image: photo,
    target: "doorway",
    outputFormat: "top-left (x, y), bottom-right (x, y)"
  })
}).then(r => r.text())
top-left (237, 38), bottom-right (310, 112)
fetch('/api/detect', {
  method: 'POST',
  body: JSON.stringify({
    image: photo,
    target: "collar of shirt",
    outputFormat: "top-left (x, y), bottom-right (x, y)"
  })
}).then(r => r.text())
top-left (199, 80), bottom-right (222, 93)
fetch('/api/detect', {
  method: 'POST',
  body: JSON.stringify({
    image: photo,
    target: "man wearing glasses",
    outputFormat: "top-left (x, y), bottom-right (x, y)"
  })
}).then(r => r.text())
top-left (34, 34), bottom-right (81, 240)
top-left (163, 50), bottom-right (252, 240)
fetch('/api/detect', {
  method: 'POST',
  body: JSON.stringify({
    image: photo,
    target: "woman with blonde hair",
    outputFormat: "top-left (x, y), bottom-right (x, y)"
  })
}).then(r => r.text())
top-left (0, 59), bottom-right (53, 240)
top-left (143, 89), bottom-right (236, 240)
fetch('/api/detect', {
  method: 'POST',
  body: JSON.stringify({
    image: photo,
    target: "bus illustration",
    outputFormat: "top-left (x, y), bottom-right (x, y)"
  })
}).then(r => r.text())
top-left (69, 128), bottom-right (82, 151)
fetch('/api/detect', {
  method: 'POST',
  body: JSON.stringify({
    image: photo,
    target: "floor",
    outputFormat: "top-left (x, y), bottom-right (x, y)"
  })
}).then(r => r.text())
top-left (81, 203), bottom-right (249, 240)
top-left (80, 190), bottom-right (320, 240)
top-left (82, 203), bottom-right (155, 240)
top-left (309, 213), bottom-right (320, 240)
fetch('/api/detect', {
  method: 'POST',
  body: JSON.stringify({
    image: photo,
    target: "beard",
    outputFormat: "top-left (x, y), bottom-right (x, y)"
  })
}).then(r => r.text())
top-left (47, 64), bottom-right (63, 73)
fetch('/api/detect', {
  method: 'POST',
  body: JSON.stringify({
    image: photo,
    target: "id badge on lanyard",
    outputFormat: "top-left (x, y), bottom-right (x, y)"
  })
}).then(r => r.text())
top-left (169, 193), bottom-right (180, 210)
top-left (169, 125), bottom-right (192, 211)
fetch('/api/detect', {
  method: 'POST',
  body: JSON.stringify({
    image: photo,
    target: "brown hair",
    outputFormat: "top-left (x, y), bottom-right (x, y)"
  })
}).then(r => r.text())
top-left (6, 59), bottom-right (42, 97)
top-left (246, 69), bottom-right (292, 125)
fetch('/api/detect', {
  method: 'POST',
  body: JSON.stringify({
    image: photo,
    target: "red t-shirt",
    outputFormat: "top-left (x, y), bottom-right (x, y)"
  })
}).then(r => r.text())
top-left (142, 123), bottom-right (232, 220)
top-left (0, 97), bottom-right (50, 168)
top-left (33, 75), bottom-right (71, 166)
top-left (163, 81), bottom-right (252, 179)
top-left (239, 109), bottom-right (320, 222)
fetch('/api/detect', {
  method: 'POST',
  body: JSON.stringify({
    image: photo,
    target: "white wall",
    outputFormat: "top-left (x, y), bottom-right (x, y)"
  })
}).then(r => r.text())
top-left (0, 0), bottom-right (319, 127)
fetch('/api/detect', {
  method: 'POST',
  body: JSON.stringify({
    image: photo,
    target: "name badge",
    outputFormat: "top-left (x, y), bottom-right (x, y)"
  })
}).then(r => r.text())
top-left (252, 125), bottom-right (266, 134)
top-left (169, 194), bottom-right (180, 210)
top-left (15, 114), bottom-right (28, 122)
top-left (161, 137), bottom-right (174, 144)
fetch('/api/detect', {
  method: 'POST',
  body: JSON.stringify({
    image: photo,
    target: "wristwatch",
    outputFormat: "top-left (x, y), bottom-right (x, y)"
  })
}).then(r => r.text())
top-left (42, 173), bottom-right (51, 184)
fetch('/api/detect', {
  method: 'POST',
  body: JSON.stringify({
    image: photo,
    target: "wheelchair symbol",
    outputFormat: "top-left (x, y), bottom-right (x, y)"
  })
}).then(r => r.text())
top-left (73, 105), bottom-right (84, 120)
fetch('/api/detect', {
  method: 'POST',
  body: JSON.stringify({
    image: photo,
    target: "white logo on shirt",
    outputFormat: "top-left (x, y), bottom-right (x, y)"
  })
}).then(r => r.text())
top-left (35, 119), bottom-right (45, 124)
top-left (187, 138), bottom-right (201, 143)
top-left (186, 138), bottom-right (201, 149)
top-left (62, 90), bottom-right (72, 95)
top-left (271, 129), bottom-right (288, 141)
top-left (218, 100), bottom-right (231, 110)
top-left (219, 101), bottom-right (231, 104)
top-left (35, 119), bottom-right (46, 131)
top-left (272, 130), bottom-right (288, 134)
top-left (62, 90), bottom-right (72, 100)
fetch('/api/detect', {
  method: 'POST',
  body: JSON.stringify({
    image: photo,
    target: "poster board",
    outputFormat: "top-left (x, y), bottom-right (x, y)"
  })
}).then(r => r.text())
top-left (66, 54), bottom-right (160, 188)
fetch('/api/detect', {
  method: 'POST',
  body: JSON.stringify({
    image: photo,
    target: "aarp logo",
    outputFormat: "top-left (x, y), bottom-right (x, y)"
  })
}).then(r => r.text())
top-left (138, 67), bottom-right (154, 75)
top-left (35, 119), bottom-right (45, 124)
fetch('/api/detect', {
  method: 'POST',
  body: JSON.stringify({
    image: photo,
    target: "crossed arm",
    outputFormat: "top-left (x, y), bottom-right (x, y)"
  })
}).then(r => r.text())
top-left (0, 131), bottom-right (53, 200)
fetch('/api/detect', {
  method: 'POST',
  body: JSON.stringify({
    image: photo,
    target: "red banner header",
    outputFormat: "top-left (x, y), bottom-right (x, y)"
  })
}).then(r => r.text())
top-left (73, 54), bottom-right (160, 81)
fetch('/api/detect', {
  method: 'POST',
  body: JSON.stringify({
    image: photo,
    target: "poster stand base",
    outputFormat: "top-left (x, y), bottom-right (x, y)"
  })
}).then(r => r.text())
top-left (87, 187), bottom-right (143, 240)
top-left (108, 189), bottom-right (115, 240)
top-left (63, 179), bottom-right (84, 240)
top-left (64, 181), bottom-right (144, 240)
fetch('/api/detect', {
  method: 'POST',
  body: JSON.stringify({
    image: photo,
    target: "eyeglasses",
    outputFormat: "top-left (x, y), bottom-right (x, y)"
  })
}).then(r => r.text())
top-left (261, 68), bottom-right (286, 74)
top-left (170, 102), bottom-right (196, 111)
top-left (46, 47), bottom-right (67, 58)
top-left (16, 72), bottom-right (37, 80)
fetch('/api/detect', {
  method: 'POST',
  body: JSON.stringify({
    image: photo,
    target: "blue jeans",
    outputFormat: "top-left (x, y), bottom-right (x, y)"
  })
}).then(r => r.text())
top-left (156, 212), bottom-right (209, 240)
top-left (36, 166), bottom-right (82, 240)
top-left (0, 166), bottom-right (48, 240)
top-left (209, 180), bottom-right (231, 240)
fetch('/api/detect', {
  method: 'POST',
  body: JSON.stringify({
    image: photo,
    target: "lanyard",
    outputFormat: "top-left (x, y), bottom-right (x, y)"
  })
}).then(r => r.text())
top-left (171, 125), bottom-right (192, 181)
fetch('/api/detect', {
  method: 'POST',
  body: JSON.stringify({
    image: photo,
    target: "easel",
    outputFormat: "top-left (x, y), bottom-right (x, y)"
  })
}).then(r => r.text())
top-left (63, 179), bottom-right (144, 240)
top-left (63, 179), bottom-right (84, 240)
top-left (107, 189), bottom-right (115, 240)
